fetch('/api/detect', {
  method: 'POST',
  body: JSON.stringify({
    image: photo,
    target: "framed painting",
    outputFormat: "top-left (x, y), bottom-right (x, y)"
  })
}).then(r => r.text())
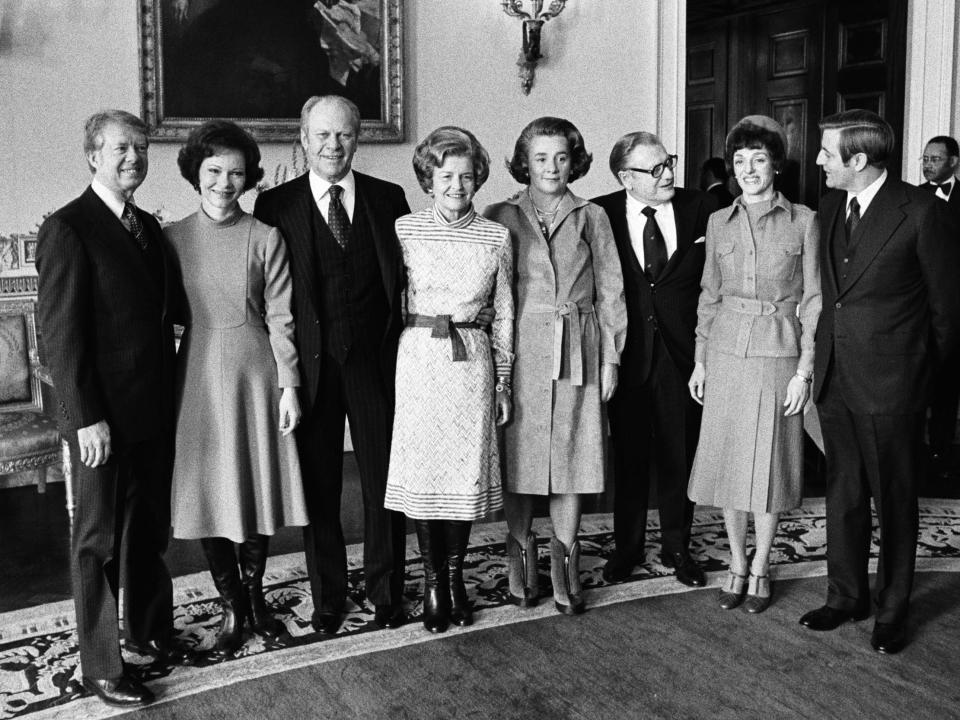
top-left (138, 0), bottom-right (404, 143)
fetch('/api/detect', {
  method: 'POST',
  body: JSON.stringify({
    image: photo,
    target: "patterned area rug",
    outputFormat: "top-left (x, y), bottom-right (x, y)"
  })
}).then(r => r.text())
top-left (3, 499), bottom-right (960, 720)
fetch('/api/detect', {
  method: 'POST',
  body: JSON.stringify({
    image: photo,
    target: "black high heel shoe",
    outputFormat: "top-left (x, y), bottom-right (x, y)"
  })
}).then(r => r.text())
top-left (506, 531), bottom-right (540, 607)
top-left (742, 572), bottom-right (772, 614)
top-left (717, 570), bottom-right (748, 610)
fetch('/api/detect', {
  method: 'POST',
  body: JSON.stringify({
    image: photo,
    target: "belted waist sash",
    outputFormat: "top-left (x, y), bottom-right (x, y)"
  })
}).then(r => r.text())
top-left (406, 314), bottom-right (481, 362)
top-left (522, 301), bottom-right (596, 387)
top-left (720, 296), bottom-right (798, 317)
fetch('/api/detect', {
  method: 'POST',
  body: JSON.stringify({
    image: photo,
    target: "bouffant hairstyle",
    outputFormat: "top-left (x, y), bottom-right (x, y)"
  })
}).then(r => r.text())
top-left (412, 126), bottom-right (491, 192)
top-left (177, 120), bottom-right (265, 192)
top-left (83, 110), bottom-right (148, 173)
top-left (724, 122), bottom-right (787, 172)
top-left (506, 116), bottom-right (593, 185)
top-left (819, 110), bottom-right (895, 168)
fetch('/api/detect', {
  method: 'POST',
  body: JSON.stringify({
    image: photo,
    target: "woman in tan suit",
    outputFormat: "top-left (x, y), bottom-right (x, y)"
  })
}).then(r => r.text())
top-left (687, 116), bottom-right (821, 613)
top-left (485, 117), bottom-right (626, 615)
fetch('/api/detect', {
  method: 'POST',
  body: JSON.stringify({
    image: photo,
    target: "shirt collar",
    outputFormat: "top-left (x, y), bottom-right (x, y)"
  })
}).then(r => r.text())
top-left (625, 192), bottom-right (672, 216)
top-left (309, 169), bottom-right (355, 201)
top-left (848, 169), bottom-right (887, 215)
top-left (90, 178), bottom-right (128, 221)
top-left (720, 190), bottom-right (791, 223)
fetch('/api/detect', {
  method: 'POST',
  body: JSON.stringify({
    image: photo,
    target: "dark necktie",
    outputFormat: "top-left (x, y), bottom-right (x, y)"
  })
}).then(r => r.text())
top-left (326, 185), bottom-right (351, 249)
top-left (845, 197), bottom-right (860, 247)
top-left (641, 206), bottom-right (668, 279)
top-left (122, 202), bottom-right (148, 251)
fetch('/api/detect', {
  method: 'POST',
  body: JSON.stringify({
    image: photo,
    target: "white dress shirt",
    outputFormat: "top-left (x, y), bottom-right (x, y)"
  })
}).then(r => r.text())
top-left (846, 169), bottom-right (887, 219)
top-left (625, 193), bottom-right (678, 268)
top-left (935, 176), bottom-right (956, 202)
top-left (309, 169), bottom-right (356, 222)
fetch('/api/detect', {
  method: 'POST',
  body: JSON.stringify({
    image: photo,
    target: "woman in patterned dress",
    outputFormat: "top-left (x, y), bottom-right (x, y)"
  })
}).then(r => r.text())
top-left (167, 121), bottom-right (308, 655)
top-left (687, 116), bottom-right (821, 613)
top-left (484, 118), bottom-right (626, 615)
top-left (384, 127), bottom-right (514, 633)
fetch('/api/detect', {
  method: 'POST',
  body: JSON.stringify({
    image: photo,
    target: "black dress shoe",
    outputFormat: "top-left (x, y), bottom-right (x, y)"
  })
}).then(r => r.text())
top-left (374, 604), bottom-right (407, 629)
top-left (602, 555), bottom-right (639, 583)
top-left (311, 611), bottom-right (342, 635)
top-left (798, 604), bottom-right (870, 631)
top-left (83, 675), bottom-right (155, 708)
top-left (661, 551), bottom-right (706, 587)
top-left (124, 637), bottom-right (191, 664)
top-left (871, 621), bottom-right (907, 654)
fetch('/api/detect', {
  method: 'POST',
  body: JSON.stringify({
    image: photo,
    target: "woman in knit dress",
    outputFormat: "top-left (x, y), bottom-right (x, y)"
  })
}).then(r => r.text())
top-left (384, 127), bottom-right (513, 633)
top-left (687, 115), bottom-right (821, 613)
top-left (484, 117), bottom-right (626, 615)
top-left (166, 120), bottom-right (308, 655)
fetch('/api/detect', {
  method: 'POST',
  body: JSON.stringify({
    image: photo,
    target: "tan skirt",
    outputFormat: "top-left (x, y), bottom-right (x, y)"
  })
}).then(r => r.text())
top-left (687, 348), bottom-right (803, 513)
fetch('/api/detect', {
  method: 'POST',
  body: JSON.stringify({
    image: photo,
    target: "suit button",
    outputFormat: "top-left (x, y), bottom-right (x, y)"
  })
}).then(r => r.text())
top-left (313, 353), bottom-right (319, 359)
top-left (315, 319), bottom-right (320, 325)
top-left (835, 302), bottom-right (842, 309)
top-left (843, 258), bottom-right (849, 263)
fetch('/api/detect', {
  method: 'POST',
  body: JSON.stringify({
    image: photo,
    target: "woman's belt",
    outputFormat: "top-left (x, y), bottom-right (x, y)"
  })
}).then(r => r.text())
top-left (520, 301), bottom-right (595, 387)
top-left (406, 314), bottom-right (481, 361)
top-left (721, 296), bottom-right (798, 317)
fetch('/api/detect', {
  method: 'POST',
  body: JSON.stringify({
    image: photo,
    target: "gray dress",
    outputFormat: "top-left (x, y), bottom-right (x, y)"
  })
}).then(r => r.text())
top-left (167, 209), bottom-right (308, 542)
top-left (687, 194), bottom-right (821, 513)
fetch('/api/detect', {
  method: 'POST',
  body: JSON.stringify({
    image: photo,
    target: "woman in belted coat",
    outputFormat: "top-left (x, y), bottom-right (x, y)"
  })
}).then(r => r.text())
top-left (687, 116), bottom-right (821, 613)
top-left (484, 117), bottom-right (626, 615)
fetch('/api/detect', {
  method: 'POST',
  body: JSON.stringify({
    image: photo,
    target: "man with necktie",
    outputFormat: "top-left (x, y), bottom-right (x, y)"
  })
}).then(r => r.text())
top-left (254, 95), bottom-right (410, 634)
top-left (36, 110), bottom-right (184, 707)
top-left (918, 135), bottom-right (960, 475)
top-left (799, 110), bottom-right (960, 653)
top-left (593, 132), bottom-right (717, 586)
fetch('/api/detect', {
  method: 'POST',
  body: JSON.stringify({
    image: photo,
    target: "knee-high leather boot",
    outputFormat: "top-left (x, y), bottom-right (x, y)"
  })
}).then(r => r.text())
top-left (506, 531), bottom-right (540, 607)
top-left (444, 520), bottom-right (473, 626)
top-left (200, 537), bottom-right (247, 655)
top-left (550, 537), bottom-right (585, 615)
top-left (414, 520), bottom-right (449, 633)
top-left (239, 535), bottom-right (284, 638)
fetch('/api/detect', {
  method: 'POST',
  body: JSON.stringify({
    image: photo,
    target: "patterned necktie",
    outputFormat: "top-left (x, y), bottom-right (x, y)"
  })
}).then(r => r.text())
top-left (326, 185), bottom-right (351, 249)
top-left (122, 202), bottom-right (148, 251)
top-left (845, 197), bottom-right (860, 247)
top-left (641, 206), bottom-right (668, 279)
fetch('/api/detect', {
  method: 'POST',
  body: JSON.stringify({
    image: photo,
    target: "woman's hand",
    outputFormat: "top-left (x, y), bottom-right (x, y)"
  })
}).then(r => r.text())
top-left (496, 391), bottom-right (512, 426)
top-left (688, 362), bottom-right (706, 405)
top-left (474, 306), bottom-right (496, 328)
top-left (278, 387), bottom-right (302, 436)
top-left (783, 375), bottom-right (810, 416)
top-left (601, 362), bottom-right (618, 402)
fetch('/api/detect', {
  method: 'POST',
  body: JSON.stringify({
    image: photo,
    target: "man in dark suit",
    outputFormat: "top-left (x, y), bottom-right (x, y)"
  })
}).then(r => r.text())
top-left (593, 133), bottom-right (717, 587)
top-left (918, 135), bottom-right (960, 474)
top-left (799, 111), bottom-right (960, 653)
top-left (35, 110), bottom-right (183, 707)
top-left (254, 95), bottom-right (409, 634)
top-left (700, 156), bottom-right (735, 208)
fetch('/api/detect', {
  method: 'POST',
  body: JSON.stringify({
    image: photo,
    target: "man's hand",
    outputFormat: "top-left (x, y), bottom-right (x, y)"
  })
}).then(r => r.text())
top-left (601, 362), bottom-right (619, 402)
top-left (77, 420), bottom-right (111, 468)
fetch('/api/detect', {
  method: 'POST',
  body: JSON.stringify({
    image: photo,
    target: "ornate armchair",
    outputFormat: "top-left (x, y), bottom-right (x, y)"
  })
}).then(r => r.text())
top-left (0, 296), bottom-right (63, 494)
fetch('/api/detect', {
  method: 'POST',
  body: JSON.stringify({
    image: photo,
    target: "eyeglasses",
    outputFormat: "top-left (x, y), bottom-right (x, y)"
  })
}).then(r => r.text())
top-left (921, 155), bottom-right (946, 163)
top-left (623, 154), bottom-right (678, 179)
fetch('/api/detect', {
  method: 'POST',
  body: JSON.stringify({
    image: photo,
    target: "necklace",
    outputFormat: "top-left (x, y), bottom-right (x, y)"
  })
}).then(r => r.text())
top-left (529, 191), bottom-right (562, 237)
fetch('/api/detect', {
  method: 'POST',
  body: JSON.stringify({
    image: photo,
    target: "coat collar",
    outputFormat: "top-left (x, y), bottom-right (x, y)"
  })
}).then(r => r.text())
top-left (507, 188), bottom-right (589, 240)
top-left (718, 190), bottom-right (794, 224)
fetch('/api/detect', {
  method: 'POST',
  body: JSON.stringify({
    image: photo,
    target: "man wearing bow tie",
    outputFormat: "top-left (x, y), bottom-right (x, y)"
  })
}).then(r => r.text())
top-left (919, 135), bottom-right (960, 475)
top-left (593, 133), bottom-right (717, 587)
top-left (36, 110), bottom-right (184, 707)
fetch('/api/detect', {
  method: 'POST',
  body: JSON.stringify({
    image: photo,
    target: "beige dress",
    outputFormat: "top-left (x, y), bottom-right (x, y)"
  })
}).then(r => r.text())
top-left (167, 209), bottom-right (308, 542)
top-left (688, 194), bottom-right (821, 513)
top-left (484, 190), bottom-right (626, 495)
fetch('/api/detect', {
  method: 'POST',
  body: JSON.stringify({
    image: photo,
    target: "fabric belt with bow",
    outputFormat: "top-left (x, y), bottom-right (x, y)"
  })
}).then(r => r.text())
top-left (406, 314), bottom-right (482, 361)
top-left (522, 301), bottom-right (595, 387)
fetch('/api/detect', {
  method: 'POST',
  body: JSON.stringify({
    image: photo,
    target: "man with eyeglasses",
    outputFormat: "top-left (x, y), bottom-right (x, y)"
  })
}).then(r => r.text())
top-left (918, 135), bottom-right (960, 478)
top-left (593, 133), bottom-right (717, 587)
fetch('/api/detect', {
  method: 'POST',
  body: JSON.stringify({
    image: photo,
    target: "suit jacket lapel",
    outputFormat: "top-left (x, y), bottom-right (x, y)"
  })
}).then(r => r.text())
top-left (660, 192), bottom-right (695, 280)
top-left (80, 188), bottom-right (158, 293)
top-left (354, 173), bottom-right (399, 309)
top-left (820, 191), bottom-right (843, 296)
top-left (608, 191), bottom-right (643, 271)
top-left (837, 179), bottom-right (906, 298)
top-left (284, 175), bottom-right (324, 319)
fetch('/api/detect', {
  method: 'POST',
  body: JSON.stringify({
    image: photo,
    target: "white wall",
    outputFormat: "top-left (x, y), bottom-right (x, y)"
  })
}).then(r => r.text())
top-left (0, 0), bottom-right (665, 233)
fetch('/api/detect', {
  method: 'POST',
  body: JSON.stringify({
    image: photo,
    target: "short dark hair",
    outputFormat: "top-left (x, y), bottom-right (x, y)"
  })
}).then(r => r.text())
top-left (819, 110), bottom-right (895, 168)
top-left (608, 131), bottom-right (661, 181)
top-left (507, 116), bottom-right (592, 185)
top-left (412, 126), bottom-right (490, 192)
top-left (926, 135), bottom-right (960, 158)
top-left (177, 120), bottom-right (265, 192)
top-left (701, 157), bottom-right (729, 181)
top-left (83, 110), bottom-right (148, 173)
top-left (725, 122), bottom-right (786, 171)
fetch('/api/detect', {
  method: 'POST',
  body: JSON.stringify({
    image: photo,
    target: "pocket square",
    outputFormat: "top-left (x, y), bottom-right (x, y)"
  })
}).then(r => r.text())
top-left (695, 236), bottom-right (706, 244)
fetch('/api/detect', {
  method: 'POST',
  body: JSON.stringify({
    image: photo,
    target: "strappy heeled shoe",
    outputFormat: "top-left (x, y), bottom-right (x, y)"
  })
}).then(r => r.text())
top-left (717, 570), bottom-right (748, 610)
top-left (742, 572), bottom-right (772, 614)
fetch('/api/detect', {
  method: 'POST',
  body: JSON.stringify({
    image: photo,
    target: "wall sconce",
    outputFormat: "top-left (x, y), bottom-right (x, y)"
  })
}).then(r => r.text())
top-left (500, 0), bottom-right (568, 94)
